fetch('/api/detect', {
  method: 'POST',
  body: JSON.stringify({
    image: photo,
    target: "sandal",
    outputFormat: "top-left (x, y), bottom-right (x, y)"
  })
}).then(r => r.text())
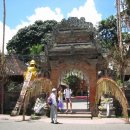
top-left (65, 110), bottom-right (68, 113)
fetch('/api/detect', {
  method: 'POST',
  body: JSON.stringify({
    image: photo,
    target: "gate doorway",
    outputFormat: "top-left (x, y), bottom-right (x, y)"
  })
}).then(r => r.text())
top-left (58, 69), bottom-right (90, 112)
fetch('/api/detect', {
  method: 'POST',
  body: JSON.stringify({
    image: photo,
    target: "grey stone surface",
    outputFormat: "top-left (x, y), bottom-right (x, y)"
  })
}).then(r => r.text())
top-left (0, 118), bottom-right (130, 130)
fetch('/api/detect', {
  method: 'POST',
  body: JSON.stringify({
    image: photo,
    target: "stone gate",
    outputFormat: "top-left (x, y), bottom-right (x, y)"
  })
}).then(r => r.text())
top-left (47, 17), bottom-right (103, 114)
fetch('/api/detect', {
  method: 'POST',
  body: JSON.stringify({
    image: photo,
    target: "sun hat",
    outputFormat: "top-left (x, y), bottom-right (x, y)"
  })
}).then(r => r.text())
top-left (52, 88), bottom-right (56, 92)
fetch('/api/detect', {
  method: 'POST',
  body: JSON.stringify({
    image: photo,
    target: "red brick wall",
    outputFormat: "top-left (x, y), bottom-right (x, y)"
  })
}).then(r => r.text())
top-left (50, 59), bottom-right (97, 112)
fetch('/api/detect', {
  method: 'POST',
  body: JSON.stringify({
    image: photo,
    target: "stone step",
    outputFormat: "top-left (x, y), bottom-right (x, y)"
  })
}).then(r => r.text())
top-left (58, 109), bottom-right (90, 113)
top-left (58, 111), bottom-right (91, 114)
top-left (58, 109), bottom-right (92, 119)
top-left (58, 113), bottom-right (92, 119)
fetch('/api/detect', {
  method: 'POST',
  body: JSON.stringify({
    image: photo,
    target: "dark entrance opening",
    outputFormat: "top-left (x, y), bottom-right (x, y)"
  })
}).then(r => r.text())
top-left (58, 69), bottom-right (90, 112)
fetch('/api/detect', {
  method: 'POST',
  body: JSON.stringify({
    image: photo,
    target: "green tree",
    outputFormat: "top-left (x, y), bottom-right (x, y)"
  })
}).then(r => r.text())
top-left (30, 44), bottom-right (44, 55)
top-left (97, 15), bottom-right (117, 52)
top-left (97, 15), bottom-right (130, 89)
top-left (7, 20), bottom-right (57, 55)
top-left (63, 75), bottom-right (80, 96)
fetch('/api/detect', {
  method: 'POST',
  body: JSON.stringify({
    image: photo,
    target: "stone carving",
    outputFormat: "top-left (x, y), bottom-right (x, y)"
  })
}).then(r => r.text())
top-left (53, 17), bottom-right (94, 32)
top-left (52, 17), bottom-right (95, 45)
top-left (47, 17), bottom-right (98, 58)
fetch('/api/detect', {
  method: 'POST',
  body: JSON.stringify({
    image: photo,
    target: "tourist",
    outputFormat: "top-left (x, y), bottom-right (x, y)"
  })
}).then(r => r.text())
top-left (63, 85), bottom-right (72, 113)
top-left (58, 87), bottom-right (64, 112)
top-left (48, 88), bottom-right (58, 124)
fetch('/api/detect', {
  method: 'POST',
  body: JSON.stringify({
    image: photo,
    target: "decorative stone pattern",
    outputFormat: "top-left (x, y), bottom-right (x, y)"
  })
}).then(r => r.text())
top-left (52, 17), bottom-right (95, 45)
top-left (54, 17), bottom-right (94, 31)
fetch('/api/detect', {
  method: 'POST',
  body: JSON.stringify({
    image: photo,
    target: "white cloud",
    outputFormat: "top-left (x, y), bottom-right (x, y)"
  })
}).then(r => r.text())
top-left (0, 7), bottom-right (64, 54)
top-left (27, 7), bottom-right (64, 23)
top-left (0, 21), bottom-right (30, 54)
top-left (67, 0), bottom-right (102, 25)
top-left (0, 1), bottom-right (102, 54)
top-left (0, 22), bottom-right (15, 54)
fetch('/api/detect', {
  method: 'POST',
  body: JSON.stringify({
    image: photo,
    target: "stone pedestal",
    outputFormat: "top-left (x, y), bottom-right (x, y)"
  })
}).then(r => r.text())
top-left (98, 97), bottom-right (115, 118)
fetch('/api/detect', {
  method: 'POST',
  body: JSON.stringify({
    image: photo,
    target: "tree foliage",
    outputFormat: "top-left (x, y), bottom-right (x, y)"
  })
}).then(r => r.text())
top-left (126, 0), bottom-right (130, 12)
top-left (97, 15), bottom-right (117, 52)
top-left (63, 75), bottom-right (80, 95)
top-left (30, 44), bottom-right (44, 55)
top-left (97, 15), bottom-right (130, 88)
top-left (7, 20), bottom-right (58, 55)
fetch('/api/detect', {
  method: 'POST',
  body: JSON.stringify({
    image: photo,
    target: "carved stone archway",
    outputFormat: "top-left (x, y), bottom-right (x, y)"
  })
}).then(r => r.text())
top-left (47, 17), bottom-right (103, 114)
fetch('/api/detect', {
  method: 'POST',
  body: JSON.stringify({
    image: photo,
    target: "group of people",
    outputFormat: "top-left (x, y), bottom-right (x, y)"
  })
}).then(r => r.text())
top-left (48, 85), bottom-right (72, 124)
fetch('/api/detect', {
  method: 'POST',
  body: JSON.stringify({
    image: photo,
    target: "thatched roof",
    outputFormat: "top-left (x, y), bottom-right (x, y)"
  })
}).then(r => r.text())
top-left (5, 55), bottom-right (27, 76)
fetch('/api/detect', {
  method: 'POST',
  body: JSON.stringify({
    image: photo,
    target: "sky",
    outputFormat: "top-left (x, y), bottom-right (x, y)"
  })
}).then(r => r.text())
top-left (0, 0), bottom-right (116, 54)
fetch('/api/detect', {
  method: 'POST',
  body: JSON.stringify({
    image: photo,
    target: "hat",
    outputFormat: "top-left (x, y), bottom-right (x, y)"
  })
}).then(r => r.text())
top-left (30, 60), bottom-right (36, 65)
top-left (52, 88), bottom-right (56, 92)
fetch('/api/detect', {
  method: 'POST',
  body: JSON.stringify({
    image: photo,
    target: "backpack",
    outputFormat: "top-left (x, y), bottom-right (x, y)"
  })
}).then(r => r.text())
top-left (47, 97), bottom-right (52, 105)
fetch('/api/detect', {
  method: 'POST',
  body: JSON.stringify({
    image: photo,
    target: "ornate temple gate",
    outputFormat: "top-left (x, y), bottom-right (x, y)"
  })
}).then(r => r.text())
top-left (47, 17), bottom-right (102, 114)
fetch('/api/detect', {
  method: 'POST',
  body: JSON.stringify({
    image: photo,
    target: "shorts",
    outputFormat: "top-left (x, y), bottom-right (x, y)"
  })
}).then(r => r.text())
top-left (65, 98), bottom-right (71, 103)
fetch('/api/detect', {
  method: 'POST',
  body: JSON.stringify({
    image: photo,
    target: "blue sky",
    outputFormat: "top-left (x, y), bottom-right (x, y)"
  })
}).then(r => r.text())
top-left (0, 0), bottom-right (116, 54)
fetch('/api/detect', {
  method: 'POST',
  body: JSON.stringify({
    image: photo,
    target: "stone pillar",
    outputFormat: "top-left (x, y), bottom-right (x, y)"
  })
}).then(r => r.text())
top-left (50, 69), bottom-right (59, 88)
top-left (89, 69), bottom-right (97, 116)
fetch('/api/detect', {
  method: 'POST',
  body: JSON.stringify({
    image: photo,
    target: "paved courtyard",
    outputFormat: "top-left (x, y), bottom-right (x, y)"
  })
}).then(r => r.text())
top-left (0, 114), bottom-right (129, 124)
top-left (0, 115), bottom-right (130, 130)
top-left (0, 100), bottom-right (129, 130)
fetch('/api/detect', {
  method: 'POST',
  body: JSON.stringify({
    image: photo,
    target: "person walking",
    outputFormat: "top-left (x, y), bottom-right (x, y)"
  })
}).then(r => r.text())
top-left (63, 85), bottom-right (72, 113)
top-left (48, 88), bottom-right (58, 124)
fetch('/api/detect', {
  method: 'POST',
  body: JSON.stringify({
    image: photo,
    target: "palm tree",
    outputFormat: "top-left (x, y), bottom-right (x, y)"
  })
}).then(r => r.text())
top-left (114, 0), bottom-right (130, 90)
top-left (1, 0), bottom-right (6, 114)
top-left (30, 44), bottom-right (44, 55)
top-left (2, 0), bottom-right (6, 57)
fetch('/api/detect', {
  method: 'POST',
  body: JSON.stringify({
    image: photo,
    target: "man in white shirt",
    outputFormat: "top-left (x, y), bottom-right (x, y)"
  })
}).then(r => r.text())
top-left (48, 88), bottom-right (58, 124)
top-left (63, 85), bottom-right (72, 113)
